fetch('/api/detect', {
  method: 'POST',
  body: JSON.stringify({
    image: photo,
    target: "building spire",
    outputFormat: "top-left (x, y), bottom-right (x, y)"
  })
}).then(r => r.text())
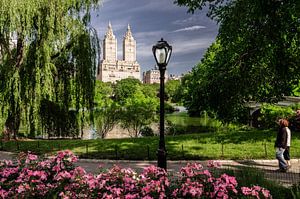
top-left (105, 21), bottom-right (115, 39)
top-left (124, 23), bottom-right (133, 39)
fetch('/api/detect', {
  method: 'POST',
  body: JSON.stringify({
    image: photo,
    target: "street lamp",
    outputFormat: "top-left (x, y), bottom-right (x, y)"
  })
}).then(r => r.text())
top-left (152, 38), bottom-right (172, 170)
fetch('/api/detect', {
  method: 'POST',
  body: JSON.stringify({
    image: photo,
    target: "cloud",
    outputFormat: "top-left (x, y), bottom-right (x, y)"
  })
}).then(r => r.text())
top-left (171, 37), bottom-right (214, 54)
top-left (134, 30), bottom-right (166, 39)
top-left (173, 25), bottom-right (206, 32)
top-left (126, 1), bottom-right (179, 12)
top-left (173, 15), bottom-right (204, 25)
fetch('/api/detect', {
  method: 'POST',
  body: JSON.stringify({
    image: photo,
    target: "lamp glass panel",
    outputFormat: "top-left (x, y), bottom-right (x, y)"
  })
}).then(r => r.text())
top-left (155, 48), bottom-right (166, 64)
top-left (166, 49), bottom-right (172, 64)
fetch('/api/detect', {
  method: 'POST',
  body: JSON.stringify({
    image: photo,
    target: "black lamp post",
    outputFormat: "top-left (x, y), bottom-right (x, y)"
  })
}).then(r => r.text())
top-left (152, 38), bottom-right (172, 170)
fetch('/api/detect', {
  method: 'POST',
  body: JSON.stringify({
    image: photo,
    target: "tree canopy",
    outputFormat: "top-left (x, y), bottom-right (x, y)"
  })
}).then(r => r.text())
top-left (120, 89), bottom-right (159, 137)
top-left (0, 0), bottom-right (101, 139)
top-left (113, 78), bottom-right (142, 104)
top-left (165, 80), bottom-right (181, 103)
top-left (176, 0), bottom-right (300, 122)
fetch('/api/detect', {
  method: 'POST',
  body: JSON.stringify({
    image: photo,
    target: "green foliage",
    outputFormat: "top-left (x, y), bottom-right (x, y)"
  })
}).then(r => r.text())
top-left (259, 104), bottom-right (295, 129)
top-left (182, 41), bottom-right (249, 122)
top-left (140, 126), bottom-right (154, 137)
top-left (141, 83), bottom-right (159, 98)
top-left (120, 90), bottom-right (159, 137)
top-left (94, 101), bottom-right (120, 139)
top-left (176, 0), bottom-right (300, 123)
top-left (164, 102), bottom-right (176, 114)
top-left (291, 81), bottom-right (300, 97)
top-left (40, 99), bottom-right (79, 138)
top-left (113, 78), bottom-right (141, 104)
top-left (291, 184), bottom-right (300, 199)
top-left (94, 80), bottom-right (113, 106)
top-left (0, 0), bottom-right (101, 138)
top-left (165, 80), bottom-right (181, 103)
top-left (93, 81), bottom-right (117, 139)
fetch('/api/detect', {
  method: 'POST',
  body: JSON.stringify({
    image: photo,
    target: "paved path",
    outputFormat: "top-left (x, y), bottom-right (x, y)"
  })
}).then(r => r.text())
top-left (1, 151), bottom-right (300, 187)
top-left (0, 151), bottom-right (16, 161)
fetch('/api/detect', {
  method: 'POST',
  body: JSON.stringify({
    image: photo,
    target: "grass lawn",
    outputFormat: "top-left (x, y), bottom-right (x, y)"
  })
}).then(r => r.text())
top-left (2, 128), bottom-right (300, 160)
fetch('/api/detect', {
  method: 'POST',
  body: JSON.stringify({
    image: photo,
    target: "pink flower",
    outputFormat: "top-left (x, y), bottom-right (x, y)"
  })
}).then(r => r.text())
top-left (142, 196), bottom-right (153, 199)
top-left (73, 166), bottom-right (86, 177)
top-left (54, 171), bottom-right (72, 181)
top-left (27, 154), bottom-right (38, 161)
top-left (1, 167), bottom-right (19, 177)
top-left (262, 188), bottom-right (271, 198)
top-left (125, 193), bottom-right (138, 199)
top-left (203, 169), bottom-right (212, 177)
top-left (251, 189), bottom-right (259, 197)
top-left (0, 189), bottom-right (8, 198)
top-left (52, 165), bottom-right (61, 172)
top-left (207, 160), bottom-right (222, 168)
top-left (241, 186), bottom-right (252, 195)
top-left (0, 151), bottom-right (273, 199)
top-left (17, 185), bottom-right (25, 193)
top-left (38, 160), bottom-right (51, 169)
top-left (189, 187), bottom-right (200, 197)
top-left (86, 177), bottom-right (98, 189)
top-left (253, 185), bottom-right (262, 191)
top-left (4, 160), bottom-right (13, 166)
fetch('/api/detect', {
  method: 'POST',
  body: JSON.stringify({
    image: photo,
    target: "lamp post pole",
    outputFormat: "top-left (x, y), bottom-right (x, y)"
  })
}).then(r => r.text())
top-left (158, 64), bottom-right (167, 169)
top-left (152, 38), bottom-right (172, 170)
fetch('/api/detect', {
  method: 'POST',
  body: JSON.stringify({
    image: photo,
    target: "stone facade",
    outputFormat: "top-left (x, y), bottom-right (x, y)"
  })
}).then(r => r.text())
top-left (97, 22), bottom-right (140, 82)
top-left (143, 67), bottom-right (168, 84)
top-left (169, 74), bottom-right (183, 81)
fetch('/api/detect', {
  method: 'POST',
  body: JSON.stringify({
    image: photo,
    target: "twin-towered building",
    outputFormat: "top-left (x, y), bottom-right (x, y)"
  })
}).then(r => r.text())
top-left (97, 22), bottom-right (174, 84)
top-left (97, 22), bottom-right (141, 82)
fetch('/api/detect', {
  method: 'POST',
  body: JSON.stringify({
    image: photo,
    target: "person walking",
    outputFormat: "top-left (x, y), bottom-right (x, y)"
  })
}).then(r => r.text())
top-left (283, 121), bottom-right (292, 168)
top-left (274, 119), bottom-right (289, 172)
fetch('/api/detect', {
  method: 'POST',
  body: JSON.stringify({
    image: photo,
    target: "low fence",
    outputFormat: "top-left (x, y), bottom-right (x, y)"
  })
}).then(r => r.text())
top-left (1, 140), bottom-right (300, 187)
top-left (0, 139), bottom-right (297, 161)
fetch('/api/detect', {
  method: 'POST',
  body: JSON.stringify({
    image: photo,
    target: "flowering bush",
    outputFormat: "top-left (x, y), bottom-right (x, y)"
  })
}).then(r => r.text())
top-left (0, 150), bottom-right (272, 198)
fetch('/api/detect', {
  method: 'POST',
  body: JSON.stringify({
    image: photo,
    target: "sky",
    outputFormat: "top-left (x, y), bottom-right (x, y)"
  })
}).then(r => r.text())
top-left (91, 0), bottom-right (219, 75)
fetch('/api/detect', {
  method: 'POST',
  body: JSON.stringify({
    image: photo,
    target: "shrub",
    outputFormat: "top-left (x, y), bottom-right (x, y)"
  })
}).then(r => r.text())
top-left (164, 102), bottom-right (176, 114)
top-left (259, 103), bottom-right (295, 129)
top-left (140, 126), bottom-right (154, 137)
top-left (0, 151), bottom-right (272, 198)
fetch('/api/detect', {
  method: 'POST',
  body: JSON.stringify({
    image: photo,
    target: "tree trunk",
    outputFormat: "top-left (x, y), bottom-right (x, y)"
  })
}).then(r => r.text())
top-left (4, 110), bottom-right (21, 140)
top-left (29, 107), bottom-right (35, 138)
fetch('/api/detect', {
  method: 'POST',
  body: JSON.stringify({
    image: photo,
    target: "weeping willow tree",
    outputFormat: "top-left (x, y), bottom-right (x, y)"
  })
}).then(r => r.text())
top-left (0, 0), bottom-right (101, 139)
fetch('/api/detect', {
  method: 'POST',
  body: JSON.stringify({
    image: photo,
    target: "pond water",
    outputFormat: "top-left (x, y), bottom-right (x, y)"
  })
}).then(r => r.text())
top-left (166, 109), bottom-right (224, 134)
top-left (87, 107), bottom-right (215, 139)
top-left (166, 112), bottom-right (203, 127)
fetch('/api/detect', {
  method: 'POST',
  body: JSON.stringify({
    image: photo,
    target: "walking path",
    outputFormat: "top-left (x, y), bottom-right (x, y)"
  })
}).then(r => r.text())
top-left (1, 151), bottom-right (299, 187)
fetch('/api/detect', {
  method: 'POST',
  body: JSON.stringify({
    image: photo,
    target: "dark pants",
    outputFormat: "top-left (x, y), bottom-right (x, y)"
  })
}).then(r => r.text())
top-left (284, 146), bottom-right (290, 160)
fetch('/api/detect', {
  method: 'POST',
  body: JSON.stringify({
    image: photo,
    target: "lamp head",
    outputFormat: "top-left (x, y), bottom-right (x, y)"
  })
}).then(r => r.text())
top-left (152, 38), bottom-right (172, 70)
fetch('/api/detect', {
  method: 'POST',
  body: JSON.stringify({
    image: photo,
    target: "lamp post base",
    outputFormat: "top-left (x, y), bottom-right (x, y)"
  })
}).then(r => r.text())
top-left (157, 148), bottom-right (167, 170)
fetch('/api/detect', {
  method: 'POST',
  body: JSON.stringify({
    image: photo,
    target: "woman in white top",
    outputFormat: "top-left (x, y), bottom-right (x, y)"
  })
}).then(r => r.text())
top-left (283, 125), bottom-right (291, 168)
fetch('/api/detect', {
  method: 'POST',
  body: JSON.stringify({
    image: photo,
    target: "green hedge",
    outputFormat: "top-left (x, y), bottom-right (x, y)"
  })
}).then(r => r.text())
top-left (259, 103), bottom-right (296, 129)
